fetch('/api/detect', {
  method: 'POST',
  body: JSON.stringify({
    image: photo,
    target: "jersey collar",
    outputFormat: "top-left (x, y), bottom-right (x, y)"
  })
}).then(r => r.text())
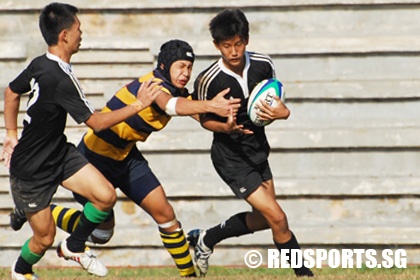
top-left (217, 51), bottom-right (250, 79)
top-left (46, 52), bottom-right (73, 75)
top-left (218, 51), bottom-right (251, 98)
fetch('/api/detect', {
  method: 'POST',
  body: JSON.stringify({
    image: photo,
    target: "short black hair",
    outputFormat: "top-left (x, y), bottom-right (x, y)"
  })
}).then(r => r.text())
top-left (39, 2), bottom-right (79, 46)
top-left (209, 9), bottom-right (249, 43)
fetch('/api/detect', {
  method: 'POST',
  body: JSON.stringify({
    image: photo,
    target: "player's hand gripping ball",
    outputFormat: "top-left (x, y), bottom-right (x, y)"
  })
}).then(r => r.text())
top-left (247, 78), bottom-right (285, 127)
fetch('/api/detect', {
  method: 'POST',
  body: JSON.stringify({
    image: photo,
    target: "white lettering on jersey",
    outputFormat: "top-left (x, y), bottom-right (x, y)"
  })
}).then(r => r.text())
top-left (23, 78), bottom-right (40, 125)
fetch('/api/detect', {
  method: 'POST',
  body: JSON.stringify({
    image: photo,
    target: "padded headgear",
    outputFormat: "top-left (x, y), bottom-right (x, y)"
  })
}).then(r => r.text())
top-left (157, 39), bottom-right (195, 82)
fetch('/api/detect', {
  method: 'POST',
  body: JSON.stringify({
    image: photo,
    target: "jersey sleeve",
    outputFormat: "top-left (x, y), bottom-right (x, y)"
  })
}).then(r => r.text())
top-left (9, 68), bottom-right (33, 95)
top-left (56, 78), bottom-right (94, 124)
top-left (191, 75), bottom-right (201, 101)
top-left (192, 72), bottom-right (226, 122)
top-left (192, 72), bottom-right (219, 101)
top-left (265, 54), bottom-right (276, 79)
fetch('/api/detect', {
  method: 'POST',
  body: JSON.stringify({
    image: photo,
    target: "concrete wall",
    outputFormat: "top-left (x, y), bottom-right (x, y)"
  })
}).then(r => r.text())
top-left (0, 0), bottom-right (419, 269)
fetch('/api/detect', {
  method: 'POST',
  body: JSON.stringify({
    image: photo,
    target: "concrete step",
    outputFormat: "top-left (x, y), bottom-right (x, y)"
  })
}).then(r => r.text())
top-left (2, 174), bottom-right (418, 200)
top-left (193, 53), bottom-right (420, 86)
top-left (1, 151), bottom-right (418, 195)
top-left (0, 42), bottom-right (26, 60)
top-left (145, 150), bottom-right (420, 180)
top-left (72, 64), bottom-right (152, 80)
top-left (72, 49), bottom-right (153, 64)
top-left (137, 125), bottom-right (420, 150)
top-left (3, 1), bottom-right (420, 42)
top-left (1, 124), bottom-right (419, 151)
top-left (79, 78), bottom-right (420, 100)
top-left (3, 38), bottom-right (420, 98)
top-left (285, 80), bottom-right (420, 99)
top-left (0, 140), bottom-right (419, 183)
top-left (194, 36), bottom-right (420, 57)
top-left (4, 0), bottom-right (419, 10)
top-left (2, 99), bottom-right (419, 129)
top-left (1, 197), bottom-right (419, 244)
top-left (141, 121), bottom-right (420, 150)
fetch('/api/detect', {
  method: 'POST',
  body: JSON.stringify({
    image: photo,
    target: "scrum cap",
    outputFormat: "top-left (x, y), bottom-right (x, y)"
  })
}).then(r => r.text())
top-left (157, 39), bottom-right (195, 81)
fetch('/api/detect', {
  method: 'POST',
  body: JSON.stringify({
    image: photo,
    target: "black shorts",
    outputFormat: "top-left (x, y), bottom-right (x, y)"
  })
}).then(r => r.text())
top-left (10, 143), bottom-right (88, 213)
top-left (213, 160), bottom-right (273, 199)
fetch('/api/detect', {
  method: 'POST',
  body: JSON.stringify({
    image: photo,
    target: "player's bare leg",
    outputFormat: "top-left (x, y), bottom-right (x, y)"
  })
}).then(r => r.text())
top-left (245, 180), bottom-right (313, 277)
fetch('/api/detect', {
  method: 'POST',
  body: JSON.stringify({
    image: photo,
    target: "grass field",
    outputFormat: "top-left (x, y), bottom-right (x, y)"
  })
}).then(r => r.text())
top-left (1, 265), bottom-right (419, 279)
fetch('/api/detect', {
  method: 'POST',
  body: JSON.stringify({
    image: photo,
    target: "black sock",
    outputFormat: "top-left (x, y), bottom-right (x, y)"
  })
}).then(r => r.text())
top-left (66, 212), bottom-right (99, 252)
top-left (14, 256), bottom-right (33, 274)
top-left (274, 232), bottom-right (314, 277)
top-left (204, 212), bottom-right (253, 250)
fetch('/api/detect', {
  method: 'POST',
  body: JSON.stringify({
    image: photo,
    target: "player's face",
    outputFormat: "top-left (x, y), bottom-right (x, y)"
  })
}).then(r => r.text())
top-left (169, 60), bottom-right (193, 89)
top-left (214, 35), bottom-right (248, 74)
top-left (65, 16), bottom-right (82, 54)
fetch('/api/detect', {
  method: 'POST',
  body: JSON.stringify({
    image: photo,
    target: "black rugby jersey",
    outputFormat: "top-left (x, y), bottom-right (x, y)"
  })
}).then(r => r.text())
top-left (193, 51), bottom-right (275, 167)
top-left (9, 52), bottom-right (94, 180)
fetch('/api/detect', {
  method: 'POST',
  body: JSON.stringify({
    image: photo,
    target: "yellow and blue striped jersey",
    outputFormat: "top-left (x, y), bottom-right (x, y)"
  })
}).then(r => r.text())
top-left (83, 70), bottom-right (188, 161)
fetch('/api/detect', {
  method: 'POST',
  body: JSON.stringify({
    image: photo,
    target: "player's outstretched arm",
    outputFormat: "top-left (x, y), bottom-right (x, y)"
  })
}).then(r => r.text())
top-left (156, 88), bottom-right (241, 117)
top-left (85, 78), bottom-right (162, 132)
top-left (204, 88), bottom-right (241, 117)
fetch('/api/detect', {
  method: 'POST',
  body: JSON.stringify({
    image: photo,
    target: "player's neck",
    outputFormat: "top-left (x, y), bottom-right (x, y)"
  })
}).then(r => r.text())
top-left (48, 45), bottom-right (73, 63)
top-left (223, 59), bottom-right (245, 77)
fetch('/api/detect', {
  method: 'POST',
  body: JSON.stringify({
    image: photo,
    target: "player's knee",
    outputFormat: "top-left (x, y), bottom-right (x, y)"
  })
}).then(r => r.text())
top-left (94, 186), bottom-right (117, 210)
top-left (268, 210), bottom-right (289, 228)
top-left (105, 189), bottom-right (117, 208)
top-left (43, 235), bottom-right (55, 248)
top-left (34, 232), bottom-right (55, 250)
top-left (102, 182), bottom-right (117, 205)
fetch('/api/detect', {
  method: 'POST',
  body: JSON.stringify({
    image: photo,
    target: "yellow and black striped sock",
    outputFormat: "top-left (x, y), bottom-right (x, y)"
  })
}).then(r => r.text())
top-left (160, 228), bottom-right (196, 277)
top-left (50, 204), bottom-right (82, 234)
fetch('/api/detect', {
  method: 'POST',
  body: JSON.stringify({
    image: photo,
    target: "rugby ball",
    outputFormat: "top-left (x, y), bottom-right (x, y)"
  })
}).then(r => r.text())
top-left (247, 78), bottom-right (285, 127)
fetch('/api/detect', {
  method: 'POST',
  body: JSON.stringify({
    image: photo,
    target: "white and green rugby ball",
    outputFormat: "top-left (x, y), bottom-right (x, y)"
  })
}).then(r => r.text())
top-left (247, 78), bottom-right (285, 127)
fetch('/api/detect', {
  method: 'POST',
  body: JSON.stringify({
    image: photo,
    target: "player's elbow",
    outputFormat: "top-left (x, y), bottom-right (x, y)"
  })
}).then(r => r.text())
top-left (91, 123), bottom-right (109, 133)
top-left (85, 113), bottom-right (107, 132)
top-left (278, 107), bottom-right (290, 120)
top-left (91, 125), bottom-right (106, 133)
top-left (283, 107), bottom-right (291, 120)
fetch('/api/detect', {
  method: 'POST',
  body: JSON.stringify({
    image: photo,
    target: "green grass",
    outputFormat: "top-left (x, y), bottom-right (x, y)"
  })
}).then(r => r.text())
top-left (2, 266), bottom-right (419, 279)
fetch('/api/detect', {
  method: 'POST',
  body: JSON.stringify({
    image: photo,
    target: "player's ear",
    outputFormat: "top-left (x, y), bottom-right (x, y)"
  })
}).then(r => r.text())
top-left (59, 29), bottom-right (68, 43)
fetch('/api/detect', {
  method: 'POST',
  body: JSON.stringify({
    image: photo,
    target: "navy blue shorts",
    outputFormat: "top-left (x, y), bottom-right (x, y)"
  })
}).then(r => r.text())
top-left (77, 141), bottom-right (161, 205)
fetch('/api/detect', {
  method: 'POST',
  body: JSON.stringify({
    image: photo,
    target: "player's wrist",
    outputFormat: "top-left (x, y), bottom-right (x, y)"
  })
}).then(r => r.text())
top-left (6, 128), bottom-right (18, 138)
top-left (220, 124), bottom-right (231, 134)
top-left (130, 99), bottom-right (144, 112)
top-left (208, 100), bottom-right (220, 114)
